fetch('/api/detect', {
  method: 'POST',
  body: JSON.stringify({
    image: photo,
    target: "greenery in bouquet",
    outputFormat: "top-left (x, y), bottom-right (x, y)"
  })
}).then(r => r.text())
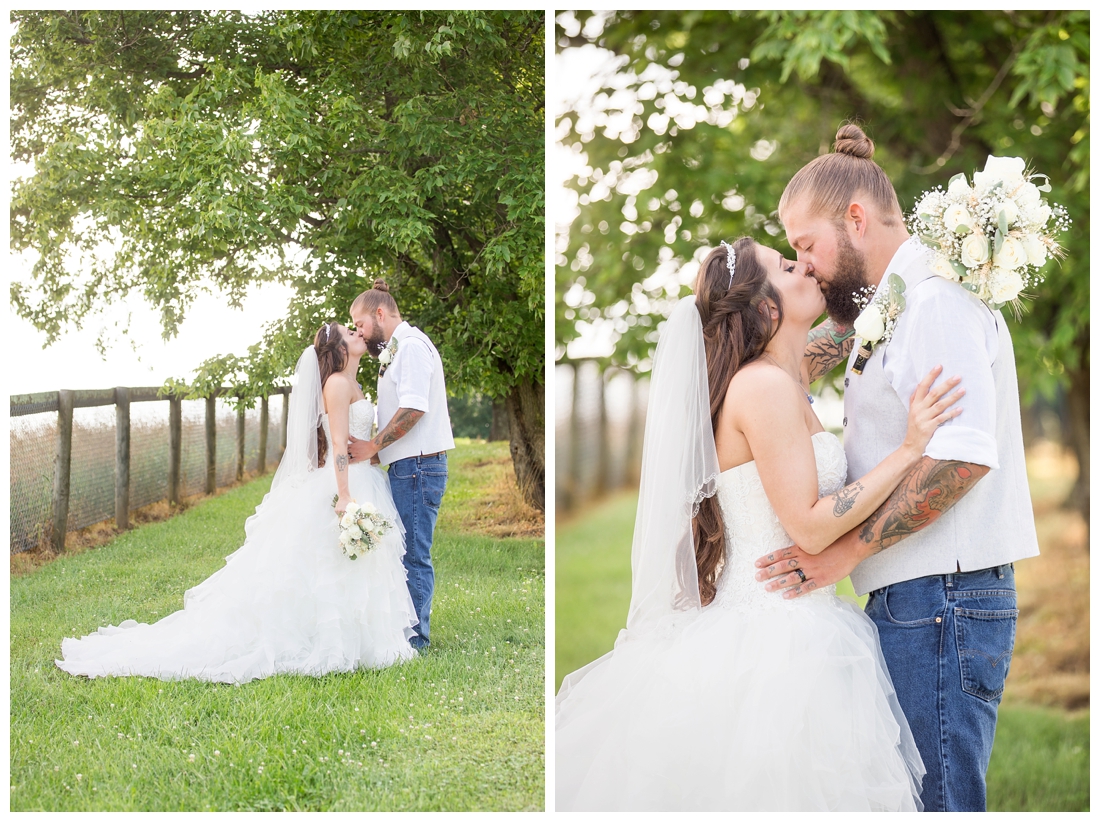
top-left (910, 156), bottom-right (1070, 311)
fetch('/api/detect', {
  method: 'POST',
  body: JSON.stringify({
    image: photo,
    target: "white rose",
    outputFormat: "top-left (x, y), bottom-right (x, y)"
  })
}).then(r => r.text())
top-left (1022, 234), bottom-right (1047, 266)
top-left (1015, 182), bottom-right (1042, 210)
top-left (930, 255), bottom-right (958, 280)
top-left (361, 501), bottom-right (377, 515)
top-left (338, 530), bottom-right (353, 546)
top-left (947, 176), bottom-right (972, 198)
top-left (340, 511), bottom-right (356, 528)
top-left (998, 199), bottom-right (1019, 226)
top-left (960, 233), bottom-right (991, 267)
top-left (915, 192), bottom-right (943, 223)
top-left (990, 268), bottom-right (1025, 303)
top-left (346, 523), bottom-right (363, 539)
top-left (994, 236), bottom-right (1027, 270)
top-left (973, 155), bottom-right (1026, 192)
top-left (379, 348), bottom-right (393, 365)
top-left (943, 203), bottom-right (976, 234)
top-left (1035, 204), bottom-right (1052, 226)
top-left (854, 304), bottom-right (886, 343)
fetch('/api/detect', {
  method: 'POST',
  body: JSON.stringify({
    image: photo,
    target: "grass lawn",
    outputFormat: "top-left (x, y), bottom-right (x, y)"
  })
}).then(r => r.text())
top-left (555, 490), bottom-right (1088, 812)
top-left (11, 439), bottom-right (544, 812)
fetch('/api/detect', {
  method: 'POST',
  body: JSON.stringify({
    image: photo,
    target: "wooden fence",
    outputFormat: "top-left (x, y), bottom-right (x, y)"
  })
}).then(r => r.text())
top-left (10, 386), bottom-right (290, 553)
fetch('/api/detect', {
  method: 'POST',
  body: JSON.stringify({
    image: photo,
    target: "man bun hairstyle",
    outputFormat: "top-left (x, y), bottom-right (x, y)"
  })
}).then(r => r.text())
top-left (351, 278), bottom-right (398, 317)
top-left (778, 122), bottom-right (902, 227)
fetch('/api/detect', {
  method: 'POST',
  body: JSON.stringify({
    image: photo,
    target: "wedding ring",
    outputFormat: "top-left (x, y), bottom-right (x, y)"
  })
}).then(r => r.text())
top-left (794, 569), bottom-right (807, 583)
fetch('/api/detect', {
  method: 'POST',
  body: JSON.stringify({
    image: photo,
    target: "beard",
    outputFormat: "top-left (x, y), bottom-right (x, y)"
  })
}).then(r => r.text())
top-left (363, 318), bottom-right (387, 357)
top-left (822, 232), bottom-right (871, 325)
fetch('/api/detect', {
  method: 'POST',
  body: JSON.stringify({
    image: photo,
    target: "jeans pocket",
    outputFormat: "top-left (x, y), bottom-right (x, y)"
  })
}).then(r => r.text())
top-left (877, 583), bottom-right (945, 626)
top-left (955, 606), bottom-right (1018, 701)
top-left (421, 471), bottom-right (447, 509)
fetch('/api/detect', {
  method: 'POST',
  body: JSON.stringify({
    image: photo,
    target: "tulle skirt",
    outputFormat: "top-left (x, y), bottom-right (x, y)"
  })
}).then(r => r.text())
top-left (56, 463), bottom-right (418, 683)
top-left (556, 593), bottom-right (924, 811)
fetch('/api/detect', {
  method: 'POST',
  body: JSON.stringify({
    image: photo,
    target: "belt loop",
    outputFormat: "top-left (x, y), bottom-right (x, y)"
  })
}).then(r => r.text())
top-left (945, 573), bottom-right (954, 589)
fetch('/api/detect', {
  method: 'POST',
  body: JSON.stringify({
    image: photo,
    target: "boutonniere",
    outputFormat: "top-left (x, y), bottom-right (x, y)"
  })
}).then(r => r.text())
top-left (378, 336), bottom-right (398, 377)
top-left (851, 273), bottom-right (906, 375)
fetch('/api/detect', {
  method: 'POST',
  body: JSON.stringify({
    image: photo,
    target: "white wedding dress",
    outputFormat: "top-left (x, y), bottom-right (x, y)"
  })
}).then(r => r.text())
top-left (556, 432), bottom-right (924, 811)
top-left (57, 399), bottom-right (418, 683)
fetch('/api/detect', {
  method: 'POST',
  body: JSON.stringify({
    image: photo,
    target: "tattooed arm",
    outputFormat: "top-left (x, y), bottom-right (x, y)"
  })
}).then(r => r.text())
top-left (347, 407), bottom-right (425, 464)
top-left (742, 364), bottom-right (963, 555)
top-left (802, 319), bottom-right (856, 385)
top-left (857, 457), bottom-right (989, 553)
top-left (756, 457), bottom-right (989, 598)
top-left (322, 375), bottom-right (356, 515)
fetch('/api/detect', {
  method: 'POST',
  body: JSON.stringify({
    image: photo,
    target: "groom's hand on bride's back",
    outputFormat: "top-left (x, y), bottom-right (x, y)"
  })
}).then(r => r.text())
top-left (347, 435), bottom-right (379, 464)
top-left (754, 539), bottom-right (861, 599)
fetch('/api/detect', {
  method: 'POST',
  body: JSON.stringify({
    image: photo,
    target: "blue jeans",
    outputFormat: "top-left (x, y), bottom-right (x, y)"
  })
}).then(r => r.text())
top-left (865, 564), bottom-right (1018, 812)
top-left (389, 453), bottom-right (447, 649)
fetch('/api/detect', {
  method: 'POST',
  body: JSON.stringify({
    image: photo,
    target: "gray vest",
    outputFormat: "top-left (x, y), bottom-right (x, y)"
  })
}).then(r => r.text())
top-left (845, 274), bottom-right (1039, 595)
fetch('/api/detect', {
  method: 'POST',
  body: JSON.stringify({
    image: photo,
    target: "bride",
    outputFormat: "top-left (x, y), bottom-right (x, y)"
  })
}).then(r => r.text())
top-left (56, 322), bottom-right (418, 682)
top-left (555, 238), bottom-right (963, 811)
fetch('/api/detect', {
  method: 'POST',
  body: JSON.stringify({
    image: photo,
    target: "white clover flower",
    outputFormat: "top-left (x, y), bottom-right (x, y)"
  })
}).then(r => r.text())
top-left (1022, 234), bottom-right (1048, 266)
top-left (993, 236), bottom-right (1027, 270)
top-left (960, 233), bottom-right (991, 267)
top-left (990, 268), bottom-right (1025, 303)
top-left (943, 203), bottom-right (976, 234)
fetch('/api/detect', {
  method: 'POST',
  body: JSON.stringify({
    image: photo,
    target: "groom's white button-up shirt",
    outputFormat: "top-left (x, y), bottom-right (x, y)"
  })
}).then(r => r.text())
top-left (376, 321), bottom-right (455, 465)
top-left (844, 237), bottom-right (1039, 595)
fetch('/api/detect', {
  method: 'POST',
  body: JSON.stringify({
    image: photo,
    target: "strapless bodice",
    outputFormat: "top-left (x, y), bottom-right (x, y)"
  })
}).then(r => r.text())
top-left (321, 399), bottom-right (375, 445)
top-left (710, 432), bottom-right (847, 612)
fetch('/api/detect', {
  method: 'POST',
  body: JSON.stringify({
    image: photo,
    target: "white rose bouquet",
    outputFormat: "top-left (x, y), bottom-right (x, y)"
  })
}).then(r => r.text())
top-left (910, 155), bottom-right (1069, 310)
top-left (330, 498), bottom-right (393, 560)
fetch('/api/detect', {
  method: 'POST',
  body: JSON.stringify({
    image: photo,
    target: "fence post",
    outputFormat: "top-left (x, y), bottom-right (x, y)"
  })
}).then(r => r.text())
top-left (168, 394), bottom-right (182, 505)
top-left (567, 363), bottom-right (582, 510)
top-left (596, 368), bottom-right (609, 497)
top-left (51, 389), bottom-right (74, 552)
top-left (281, 389), bottom-right (289, 451)
top-left (205, 395), bottom-right (217, 494)
top-left (258, 395), bottom-right (269, 474)
top-left (115, 386), bottom-right (131, 530)
top-left (236, 402), bottom-right (246, 482)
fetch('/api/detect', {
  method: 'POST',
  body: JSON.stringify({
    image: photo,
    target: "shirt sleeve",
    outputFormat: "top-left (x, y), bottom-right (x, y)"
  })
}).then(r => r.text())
top-left (882, 279), bottom-right (1001, 469)
top-left (392, 338), bottom-right (433, 413)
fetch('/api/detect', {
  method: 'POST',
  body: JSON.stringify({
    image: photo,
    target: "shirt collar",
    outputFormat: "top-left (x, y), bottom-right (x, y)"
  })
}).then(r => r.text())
top-left (882, 236), bottom-right (935, 292)
top-left (390, 321), bottom-right (412, 343)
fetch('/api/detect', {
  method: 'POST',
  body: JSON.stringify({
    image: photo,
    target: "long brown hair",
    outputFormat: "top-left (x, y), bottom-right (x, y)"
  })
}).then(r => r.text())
top-left (691, 238), bottom-right (783, 605)
top-left (778, 123), bottom-right (903, 228)
top-left (313, 321), bottom-right (349, 467)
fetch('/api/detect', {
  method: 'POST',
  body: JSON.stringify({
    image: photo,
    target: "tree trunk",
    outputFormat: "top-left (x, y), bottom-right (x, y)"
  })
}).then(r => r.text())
top-left (505, 378), bottom-right (544, 512)
top-left (1063, 362), bottom-right (1089, 526)
top-left (490, 399), bottom-right (511, 441)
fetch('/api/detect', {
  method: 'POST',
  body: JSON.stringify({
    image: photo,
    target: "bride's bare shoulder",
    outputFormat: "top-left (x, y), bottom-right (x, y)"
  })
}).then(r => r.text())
top-left (723, 360), bottom-right (808, 424)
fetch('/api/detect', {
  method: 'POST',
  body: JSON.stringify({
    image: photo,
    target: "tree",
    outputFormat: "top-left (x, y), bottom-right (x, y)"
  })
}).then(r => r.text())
top-left (556, 10), bottom-right (1088, 518)
top-left (11, 10), bottom-right (546, 509)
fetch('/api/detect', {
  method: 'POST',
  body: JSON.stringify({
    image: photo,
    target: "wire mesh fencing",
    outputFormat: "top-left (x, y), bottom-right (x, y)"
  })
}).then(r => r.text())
top-left (10, 391), bottom-right (288, 554)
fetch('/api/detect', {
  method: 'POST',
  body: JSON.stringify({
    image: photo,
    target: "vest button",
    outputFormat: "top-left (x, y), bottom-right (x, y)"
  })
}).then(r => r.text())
top-left (842, 416), bottom-right (847, 427)
top-left (844, 377), bottom-right (850, 388)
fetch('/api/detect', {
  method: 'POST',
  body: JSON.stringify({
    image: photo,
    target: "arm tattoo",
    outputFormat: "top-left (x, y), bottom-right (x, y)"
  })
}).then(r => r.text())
top-left (831, 481), bottom-right (864, 517)
top-left (804, 320), bottom-right (856, 384)
top-left (375, 407), bottom-right (425, 450)
top-left (335, 453), bottom-right (349, 472)
top-left (858, 457), bottom-right (988, 553)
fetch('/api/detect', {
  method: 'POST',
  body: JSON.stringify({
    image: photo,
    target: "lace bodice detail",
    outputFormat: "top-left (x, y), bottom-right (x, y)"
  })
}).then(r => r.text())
top-left (710, 432), bottom-right (847, 612)
top-left (320, 399), bottom-right (375, 446)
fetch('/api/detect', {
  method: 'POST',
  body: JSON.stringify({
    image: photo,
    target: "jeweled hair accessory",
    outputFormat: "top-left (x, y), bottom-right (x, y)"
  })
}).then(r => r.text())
top-left (323, 323), bottom-right (331, 341)
top-left (720, 241), bottom-right (736, 289)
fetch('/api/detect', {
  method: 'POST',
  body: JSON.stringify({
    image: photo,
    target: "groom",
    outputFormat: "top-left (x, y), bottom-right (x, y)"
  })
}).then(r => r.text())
top-left (756, 127), bottom-right (1039, 812)
top-left (347, 279), bottom-right (455, 651)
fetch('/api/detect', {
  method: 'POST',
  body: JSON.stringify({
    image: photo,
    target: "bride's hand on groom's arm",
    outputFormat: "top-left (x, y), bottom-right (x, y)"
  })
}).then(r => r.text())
top-left (754, 532), bottom-right (863, 598)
